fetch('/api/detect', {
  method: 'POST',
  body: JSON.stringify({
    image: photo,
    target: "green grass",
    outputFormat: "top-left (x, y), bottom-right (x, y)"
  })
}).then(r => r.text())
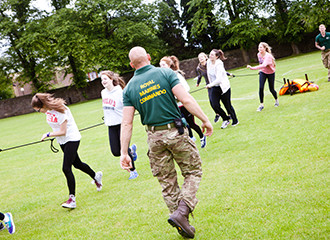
top-left (0, 51), bottom-right (329, 239)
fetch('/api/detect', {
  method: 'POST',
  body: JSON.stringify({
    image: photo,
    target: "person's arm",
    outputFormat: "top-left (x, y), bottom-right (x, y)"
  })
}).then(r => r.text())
top-left (120, 106), bottom-right (135, 171)
top-left (248, 54), bottom-right (272, 70)
top-left (196, 67), bottom-right (202, 86)
top-left (41, 120), bottom-right (67, 141)
top-left (315, 41), bottom-right (325, 51)
top-left (172, 84), bottom-right (213, 136)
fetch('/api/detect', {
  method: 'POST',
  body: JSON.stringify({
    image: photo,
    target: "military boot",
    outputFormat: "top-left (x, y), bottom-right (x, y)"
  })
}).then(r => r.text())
top-left (168, 200), bottom-right (195, 238)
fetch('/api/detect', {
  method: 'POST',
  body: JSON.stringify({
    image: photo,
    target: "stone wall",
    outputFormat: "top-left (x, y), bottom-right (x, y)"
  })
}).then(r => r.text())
top-left (0, 78), bottom-right (103, 119)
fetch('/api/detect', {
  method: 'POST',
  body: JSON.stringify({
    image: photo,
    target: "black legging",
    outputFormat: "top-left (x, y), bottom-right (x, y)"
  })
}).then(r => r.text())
top-left (60, 141), bottom-right (96, 196)
top-left (210, 87), bottom-right (238, 124)
top-left (108, 125), bottom-right (135, 171)
top-left (259, 72), bottom-right (278, 103)
top-left (179, 106), bottom-right (204, 139)
top-left (0, 212), bottom-right (4, 221)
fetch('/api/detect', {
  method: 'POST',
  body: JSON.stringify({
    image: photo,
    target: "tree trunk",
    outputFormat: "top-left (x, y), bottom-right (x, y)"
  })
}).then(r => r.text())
top-left (291, 42), bottom-right (300, 55)
top-left (68, 54), bottom-right (87, 88)
top-left (240, 48), bottom-right (250, 64)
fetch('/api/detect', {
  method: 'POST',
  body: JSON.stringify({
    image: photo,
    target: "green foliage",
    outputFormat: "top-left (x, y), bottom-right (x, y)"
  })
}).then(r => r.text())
top-left (155, 0), bottom-right (185, 56)
top-left (223, 18), bottom-right (269, 50)
top-left (0, 58), bottom-right (14, 99)
top-left (185, 0), bottom-right (220, 51)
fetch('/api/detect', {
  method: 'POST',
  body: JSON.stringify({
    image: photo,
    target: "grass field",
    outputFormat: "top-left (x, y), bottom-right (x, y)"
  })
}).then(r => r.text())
top-left (0, 51), bottom-right (329, 239)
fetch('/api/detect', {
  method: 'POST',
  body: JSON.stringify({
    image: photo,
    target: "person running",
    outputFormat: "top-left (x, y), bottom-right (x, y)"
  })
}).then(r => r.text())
top-left (0, 212), bottom-right (15, 234)
top-left (31, 93), bottom-right (102, 209)
top-left (315, 24), bottom-right (330, 82)
top-left (160, 56), bottom-right (206, 148)
top-left (120, 46), bottom-right (213, 238)
top-left (100, 70), bottom-right (138, 180)
top-left (247, 42), bottom-right (279, 111)
top-left (206, 49), bottom-right (239, 128)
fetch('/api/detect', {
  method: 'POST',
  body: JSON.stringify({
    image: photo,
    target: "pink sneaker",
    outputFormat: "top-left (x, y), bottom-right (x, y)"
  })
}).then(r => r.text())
top-left (62, 195), bottom-right (76, 208)
top-left (91, 171), bottom-right (103, 191)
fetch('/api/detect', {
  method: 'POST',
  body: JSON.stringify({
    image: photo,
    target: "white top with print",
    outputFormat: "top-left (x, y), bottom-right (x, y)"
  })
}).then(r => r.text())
top-left (101, 85), bottom-right (123, 126)
top-left (46, 106), bottom-right (81, 145)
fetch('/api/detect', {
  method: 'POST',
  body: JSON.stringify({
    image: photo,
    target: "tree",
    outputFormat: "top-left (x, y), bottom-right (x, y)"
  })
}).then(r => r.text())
top-left (0, 57), bottom-right (14, 100)
top-left (189, 0), bottom-right (267, 63)
top-left (181, 0), bottom-right (220, 52)
top-left (0, 0), bottom-right (49, 91)
top-left (155, 0), bottom-right (186, 57)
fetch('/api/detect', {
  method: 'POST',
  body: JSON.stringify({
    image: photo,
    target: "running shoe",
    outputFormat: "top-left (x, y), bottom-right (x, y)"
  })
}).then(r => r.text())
top-left (129, 170), bottom-right (139, 180)
top-left (274, 102), bottom-right (279, 107)
top-left (200, 135), bottom-right (206, 148)
top-left (91, 171), bottom-right (103, 191)
top-left (4, 213), bottom-right (15, 234)
top-left (130, 144), bottom-right (138, 161)
top-left (214, 114), bottom-right (220, 123)
top-left (232, 121), bottom-right (239, 127)
top-left (62, 195), bottom-right (76, 209)
top-left (190, 136), bottom-right (196, 142)
top-left (221, 120), bottom-right (230, 129)
top-left (256, 105), bottom-right (264, 112)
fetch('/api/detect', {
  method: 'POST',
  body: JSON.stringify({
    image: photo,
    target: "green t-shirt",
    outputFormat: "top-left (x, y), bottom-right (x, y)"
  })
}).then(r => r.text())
top-left (123, 65), bottom-right (181, 126)
top-left (315, 32), bottom-right (330, 50)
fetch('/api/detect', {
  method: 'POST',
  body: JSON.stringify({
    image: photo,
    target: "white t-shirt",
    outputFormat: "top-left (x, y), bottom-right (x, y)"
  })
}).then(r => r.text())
top-left (101, 86), bottom-right (123, 126)
top-left (176, 72), bottom-right (190, 107)
top-left (46, 106), bottom-right (81, 145)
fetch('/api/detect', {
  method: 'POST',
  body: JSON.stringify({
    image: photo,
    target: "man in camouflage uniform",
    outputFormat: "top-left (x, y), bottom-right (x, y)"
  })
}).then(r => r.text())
top-left (120, 46), bottom-right (213, 238)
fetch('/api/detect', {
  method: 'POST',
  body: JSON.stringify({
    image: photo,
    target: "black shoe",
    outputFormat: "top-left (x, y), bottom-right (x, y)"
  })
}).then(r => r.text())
top-left (214, 115), bottom-right (220, 123)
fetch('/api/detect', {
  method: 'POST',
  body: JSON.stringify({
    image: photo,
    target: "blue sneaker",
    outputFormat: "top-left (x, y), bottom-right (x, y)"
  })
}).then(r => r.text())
top-left (129, 170), bottom-right (138, 180)
top-left (4, 212), bottom-right (15, 234)
top-left (130, 144), bottom-right (137, 161)
top-left (200, 135), bottom-right (206, 148)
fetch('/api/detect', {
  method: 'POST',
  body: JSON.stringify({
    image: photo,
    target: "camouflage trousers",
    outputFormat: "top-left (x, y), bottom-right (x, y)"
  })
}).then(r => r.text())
top-left (147, 127), bottom-right (202, 214)
top-left (321, 50), bottom-right (330, 80)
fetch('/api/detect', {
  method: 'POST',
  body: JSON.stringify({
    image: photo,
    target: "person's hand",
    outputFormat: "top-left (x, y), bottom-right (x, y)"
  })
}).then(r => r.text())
top-left (196, 84), bottom-right (199, 87)
top-left (205, 84), bottom-right (210, 89)
top-left (201, 120), bottom-right (213, 136)
top-left (120, 154), bottom-right (132, 172)
top-left (41, 133), bottom-right (48, 141)
top-left (247, 65), bottom-right (251, 69)
top-left (321, 46), bottom-right (325, 51)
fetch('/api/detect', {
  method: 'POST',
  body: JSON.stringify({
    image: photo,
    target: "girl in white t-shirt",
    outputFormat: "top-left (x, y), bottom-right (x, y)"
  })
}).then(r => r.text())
top-left (100, 70), bottom-right (138, 180)
top-left (31, 93), bottom-right (102, 209)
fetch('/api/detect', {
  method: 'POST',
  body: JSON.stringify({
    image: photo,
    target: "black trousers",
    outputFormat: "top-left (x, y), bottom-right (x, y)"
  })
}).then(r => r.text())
top-left (60, 141), bottom-right (95, 196)
top-left (108, 125), bottom-right (135, 171)
top-left (179, 106), bottom-right (204, 139)
top-left (259, 72), bottom-right (278, 103)
top-left (210, 87), bottom-right (238, 124)
top-left (0, 212), bottom-right (4, 221)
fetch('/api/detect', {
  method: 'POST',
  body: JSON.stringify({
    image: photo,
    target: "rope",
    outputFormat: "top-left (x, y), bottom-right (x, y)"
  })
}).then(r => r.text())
top-left (232, 73), bottom-right (258, 77)
top-left (0, 138), bottom-right (59, 153)
top-left (0, 118), bottom-right (105, 154)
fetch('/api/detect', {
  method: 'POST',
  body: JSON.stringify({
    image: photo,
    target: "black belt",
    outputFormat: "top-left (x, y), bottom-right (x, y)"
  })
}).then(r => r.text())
top-left (146, 122), bottom-right (176, 131)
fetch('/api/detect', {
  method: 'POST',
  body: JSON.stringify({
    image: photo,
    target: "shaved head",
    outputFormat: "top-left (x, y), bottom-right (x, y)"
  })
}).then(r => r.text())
top-left (129, 46), bottom-right (150, 69)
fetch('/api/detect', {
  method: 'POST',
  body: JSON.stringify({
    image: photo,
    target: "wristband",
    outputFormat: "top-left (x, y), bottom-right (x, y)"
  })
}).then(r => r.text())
top-left (47, 132), bottom-right (50, 137)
